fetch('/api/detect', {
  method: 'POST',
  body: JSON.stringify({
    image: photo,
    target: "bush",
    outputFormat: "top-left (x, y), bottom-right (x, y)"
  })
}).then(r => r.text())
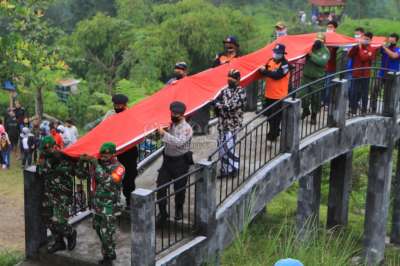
top-left (338, 17), bottom-right (400, 37)
top-left (0, 250), bottom-right (23, 266)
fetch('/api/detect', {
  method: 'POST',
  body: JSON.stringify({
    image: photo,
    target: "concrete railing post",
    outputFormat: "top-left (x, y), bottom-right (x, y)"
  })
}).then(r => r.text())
top-left (24, 166), bottom-right (47, 259)
top-left (280, 98), bottom-right (301, 154)
top-left (383, 72), bottom-right (400, 118)
top-left (391, 141), bottom-right (400, 244)
top-left (131, 189), bottom-right (156, 266)
top-left (328, 78), bottom-right (348, 128)
top-left (363, 145), bottom-right (394, 265)
top-left (327, 151), bottom-right (353, 229)
top-left (195, 160), bottom-right (217, 237)
top-left (296, 167), bottom-right (322, 239)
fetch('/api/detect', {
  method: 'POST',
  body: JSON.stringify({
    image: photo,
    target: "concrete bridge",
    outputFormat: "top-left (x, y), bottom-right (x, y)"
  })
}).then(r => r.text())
top-left (21, 68), bottom-right (400, 266)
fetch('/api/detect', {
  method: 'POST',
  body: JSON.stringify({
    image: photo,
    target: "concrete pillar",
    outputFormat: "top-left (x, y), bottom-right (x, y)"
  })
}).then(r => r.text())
top-left (131, 189), bottom-right (156, 266)
top-left (328, 78), bottom-right (348, 128)
top-left (391, 141), bottom-right (400, 244)
top-left (363, 145), bottom-right (393, 265)
top-left (280, 98), bottom-right (301, 154)
top-left (296, 167), bottom-right (322, 238)
top-left (327, 151), bottom-right (352, 229)
top-left (383, 72), bottom-right (400, 118)
top-left (24, 166), bottom-right (47, 259)
top-left (195, 160), bottom-right (217, 237)
top-left (246, 81), bottom-right (259, 112)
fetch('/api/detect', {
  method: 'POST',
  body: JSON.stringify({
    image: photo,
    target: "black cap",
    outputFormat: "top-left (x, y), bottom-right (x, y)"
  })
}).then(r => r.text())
top-left (175, 62), bottom-right (188, 70)
top-left (170, 101), bottom-right (186, 115)
top-left (112, 94), bottom-right (129, 104)
top-left (273, 44), bottom-right (286, 54)
top-left (223, 36), bottom-right (239, 47)
top-left (228, 69), bottom-right (241, 80)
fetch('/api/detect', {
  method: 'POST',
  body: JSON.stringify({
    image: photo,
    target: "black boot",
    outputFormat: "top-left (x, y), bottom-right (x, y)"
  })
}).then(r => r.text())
top-left (47, 237), bottom-right (66, 254)
top-left (301, 109), bottom-right (310, 120)
top-left (125, 198), bottom-right (131, 211)
top-left (156, 207), bottom-right (169, 225)
top-left (98, 255), bottom-right (115, 265)
top-left (175, 206), bottom-right (183, 221)
top-left (67, 230), bottom-right (77, 251)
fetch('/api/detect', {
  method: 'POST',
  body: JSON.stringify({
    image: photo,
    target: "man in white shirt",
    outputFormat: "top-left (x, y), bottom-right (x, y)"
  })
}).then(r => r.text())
top-left (65, 119), bottom-right (79, 145)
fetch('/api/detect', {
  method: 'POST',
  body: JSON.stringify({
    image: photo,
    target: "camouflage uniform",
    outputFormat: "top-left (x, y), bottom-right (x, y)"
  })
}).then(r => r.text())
top-left (79, 143), bottom-right (125, 261)
top-left (37, 136), bottom-right (76, 252)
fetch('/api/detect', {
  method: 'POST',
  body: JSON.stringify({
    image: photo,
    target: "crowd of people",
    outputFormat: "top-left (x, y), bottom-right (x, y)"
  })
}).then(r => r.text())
top-left (33, 20), bottom-right (400, 265)
top-left (0, 100), bottom-right (79, 169)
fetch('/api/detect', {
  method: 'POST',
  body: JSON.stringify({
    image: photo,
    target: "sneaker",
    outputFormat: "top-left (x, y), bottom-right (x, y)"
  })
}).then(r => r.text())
top-left (47, 239), bottom-right (66, 254)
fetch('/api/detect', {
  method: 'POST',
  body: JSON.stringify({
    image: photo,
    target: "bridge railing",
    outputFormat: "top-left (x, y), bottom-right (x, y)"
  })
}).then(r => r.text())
top-left (207, 67), bottom-right (393, 207)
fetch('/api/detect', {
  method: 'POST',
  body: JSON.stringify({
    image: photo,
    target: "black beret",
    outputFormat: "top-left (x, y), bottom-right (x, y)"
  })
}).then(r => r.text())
top-left (170, 101), bottom-right (186, 115)
top-left (112, 94), bottom-right (129, 104)
top-left (228, 69), bottom-right (241, 80)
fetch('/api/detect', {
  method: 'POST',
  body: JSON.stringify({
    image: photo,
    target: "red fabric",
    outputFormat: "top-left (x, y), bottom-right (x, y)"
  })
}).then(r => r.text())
top-left (309, 0), bottom-right (345, 6)
top-left (63, 32), bottom-right (384, 158)
top-left (348, 45), bottom-right (376, 78)
top-left (326, 47), bottom-right (338, 72)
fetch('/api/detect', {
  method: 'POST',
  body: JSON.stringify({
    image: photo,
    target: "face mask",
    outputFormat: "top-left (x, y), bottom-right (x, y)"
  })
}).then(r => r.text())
top-left (273, 53), bottom-right (283, 60)
top-left (171, 116), bottom-right (180, 124)
top-left (354, 34), bottom-right (361, 39)
top-left (114, 108), bottom-right (125, 113)
top-left (326, 29), bottom-right (334, 33)
top-left (361, 39), bottom-right (370, 45)
top-left (174, 72), bottom-right (184, 79)
top-left (276, 30), bottom-right (287, 37)
top-left (228, 80), bottom-right (237, 87)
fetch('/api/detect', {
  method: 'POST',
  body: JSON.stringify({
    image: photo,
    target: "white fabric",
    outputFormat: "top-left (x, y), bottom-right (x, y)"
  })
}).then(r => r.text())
top-left (218, 131), bottom-right (239, 175)
top-left (64, 126), bottom-right (79, 146)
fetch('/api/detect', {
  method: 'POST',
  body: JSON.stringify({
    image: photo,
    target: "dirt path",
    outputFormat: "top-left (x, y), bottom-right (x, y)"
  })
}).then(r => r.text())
top-left (0, 153), bottom-right (25, 252)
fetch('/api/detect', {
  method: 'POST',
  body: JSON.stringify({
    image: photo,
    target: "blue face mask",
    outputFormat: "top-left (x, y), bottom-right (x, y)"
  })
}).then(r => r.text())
top-left (276, 30), bottom-right (287, 37)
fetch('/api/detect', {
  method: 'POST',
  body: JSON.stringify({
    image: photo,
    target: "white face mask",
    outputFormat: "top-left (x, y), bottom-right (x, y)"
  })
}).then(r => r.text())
top-left (326, 29), bottom-right (334, 33)
top-left (354, 34), bottom-right (361, 39)
top-left (361, 39), bottom-right (371, 45)
top-left (276, 30), bottom-right (287, 37)
top-left (273, 53), bottom-right (283, 60)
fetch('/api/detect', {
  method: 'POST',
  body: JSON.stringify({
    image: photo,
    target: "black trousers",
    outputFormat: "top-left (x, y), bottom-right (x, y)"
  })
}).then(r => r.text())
top-left (263, 98), bottom-right (283, 138)
top-left (117, 146), bottom-right (138, 206)
top-left (156, 155), bottom-right (190, 214)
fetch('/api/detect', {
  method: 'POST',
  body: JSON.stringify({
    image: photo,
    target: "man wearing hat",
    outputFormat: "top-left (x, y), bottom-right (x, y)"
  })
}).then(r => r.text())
top-left (301, 32), bottom-right (330, 125)
top-left (259, 43), bottom-right (291, 141)
top-left (103, 94), bottom-right (138, 210)
top-left (78, 142), bottom-right (125, 265)
top-left (213, 36), bottom-right (240, 67)
top-left (167, 62), bottom-right (188, 85)
top-left (272, 21), bottom-right (288, 41)
top-left (37, 136), bottom-right (77, 254)
top-left (215, 69), bottom-right (247, 177)
top-left (156, 101), bottom-right (193, 222)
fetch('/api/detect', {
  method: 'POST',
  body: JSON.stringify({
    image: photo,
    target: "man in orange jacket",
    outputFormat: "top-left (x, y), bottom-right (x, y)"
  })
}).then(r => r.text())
top-left (259, 44), bottom-right (291, 141)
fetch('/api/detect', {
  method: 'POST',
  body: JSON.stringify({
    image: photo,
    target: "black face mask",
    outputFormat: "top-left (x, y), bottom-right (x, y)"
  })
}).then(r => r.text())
top-left (228, 80), bottom-right (237, 87)
top-left (174, 72), bottom-right (184, 79)
top-left (313, 40), bottom-right (323, 50)
top-left (171, 116), bottom-right (181, 124)
top-left (114, 108), bottom-right (125, 113)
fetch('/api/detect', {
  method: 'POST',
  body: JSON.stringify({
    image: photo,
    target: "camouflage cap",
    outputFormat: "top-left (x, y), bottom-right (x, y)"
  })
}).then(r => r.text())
top-left (39, 136), bottom-right (56, 151)
top-left (99, 142), bottom-right (117, 155)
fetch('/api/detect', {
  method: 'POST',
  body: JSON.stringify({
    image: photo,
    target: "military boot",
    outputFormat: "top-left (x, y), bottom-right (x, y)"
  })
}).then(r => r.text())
top-left (175, 205), bottom-right (183, 221)
top-left (47, 237), bottom-right (66, 254)
top-left (67, 229), bottom-right (77, 251)
top-left (98, 254), bottom-right (116, 265)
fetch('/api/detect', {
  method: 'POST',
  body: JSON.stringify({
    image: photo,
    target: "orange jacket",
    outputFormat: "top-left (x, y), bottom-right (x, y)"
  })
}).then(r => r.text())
top-left (260, 59), bottom-right (290, 100)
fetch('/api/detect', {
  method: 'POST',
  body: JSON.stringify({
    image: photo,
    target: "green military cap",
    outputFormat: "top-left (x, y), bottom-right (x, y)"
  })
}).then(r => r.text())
top-left (99, 142), bottom-right (117, 155)
top-left (40, 136), bottom-right (56, 151)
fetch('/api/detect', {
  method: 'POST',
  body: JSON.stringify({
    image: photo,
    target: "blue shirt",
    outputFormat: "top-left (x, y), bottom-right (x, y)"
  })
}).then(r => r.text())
top-left (380, 46), bottom-right (400, 77)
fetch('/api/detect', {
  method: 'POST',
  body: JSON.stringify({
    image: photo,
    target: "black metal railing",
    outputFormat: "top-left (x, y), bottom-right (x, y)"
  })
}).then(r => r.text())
top-left (152, 166), bottom-right (203, 255)
top-left (70, 175), bottom-right (91, 217)
top-left (207, 67), bottom-right (392, 207)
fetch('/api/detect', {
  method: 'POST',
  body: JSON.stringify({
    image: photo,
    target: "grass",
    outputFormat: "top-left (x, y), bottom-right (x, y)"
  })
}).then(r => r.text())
top-left (0, 250), bottom-right (23, 266)
top-left (222, 146), bottom-right (400, 266)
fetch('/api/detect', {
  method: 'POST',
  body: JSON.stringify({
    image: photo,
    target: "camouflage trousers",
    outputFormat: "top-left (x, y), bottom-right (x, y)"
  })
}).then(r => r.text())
top-left (42, 193), bottom-right (73, 239)
top-left (93, 213), bottom-right (117, 258)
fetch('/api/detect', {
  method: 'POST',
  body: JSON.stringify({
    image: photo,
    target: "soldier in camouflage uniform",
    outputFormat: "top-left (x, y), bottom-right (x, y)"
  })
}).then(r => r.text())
top-left (78, 142), bottom-right (125, 265)
top-left (37, 136), bottom-right (77, 253)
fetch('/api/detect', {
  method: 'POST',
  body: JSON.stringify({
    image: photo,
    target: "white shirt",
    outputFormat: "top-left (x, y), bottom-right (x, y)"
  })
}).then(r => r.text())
top-left (65, 126), bottom-right (79, 145)
top-left (22, 137), bottom-right (29, 150)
